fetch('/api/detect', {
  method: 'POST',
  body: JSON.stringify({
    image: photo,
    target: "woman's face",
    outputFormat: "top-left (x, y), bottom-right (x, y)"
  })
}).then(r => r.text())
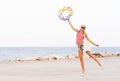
top-left (80, 27), bottom-right (85, 32)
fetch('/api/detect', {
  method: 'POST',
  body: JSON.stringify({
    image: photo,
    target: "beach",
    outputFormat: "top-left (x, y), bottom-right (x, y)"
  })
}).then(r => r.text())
top-left (0, 56), bottom-right (119, 81)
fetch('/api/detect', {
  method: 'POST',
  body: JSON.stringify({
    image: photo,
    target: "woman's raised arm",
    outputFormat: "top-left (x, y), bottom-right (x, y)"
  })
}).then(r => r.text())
top-left (68, 19), bottom-right (77, 32)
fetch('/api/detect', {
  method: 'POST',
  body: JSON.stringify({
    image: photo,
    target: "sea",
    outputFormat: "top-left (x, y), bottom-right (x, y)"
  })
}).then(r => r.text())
top-left (0, 47), bottom-right (120, 61)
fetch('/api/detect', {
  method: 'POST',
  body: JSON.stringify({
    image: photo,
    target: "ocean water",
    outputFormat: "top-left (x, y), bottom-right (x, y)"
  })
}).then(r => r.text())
top-left (0, 47), bottom-right (120, 61)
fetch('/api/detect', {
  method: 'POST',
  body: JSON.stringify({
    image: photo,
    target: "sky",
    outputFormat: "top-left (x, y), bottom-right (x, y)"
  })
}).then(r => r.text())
top-left (0, 0), bottom-right (120, 47)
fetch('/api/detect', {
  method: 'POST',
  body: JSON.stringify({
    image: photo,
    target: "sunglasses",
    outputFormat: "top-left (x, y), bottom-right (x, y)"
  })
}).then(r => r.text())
top-left (81, 27), bottom-right (85, 29)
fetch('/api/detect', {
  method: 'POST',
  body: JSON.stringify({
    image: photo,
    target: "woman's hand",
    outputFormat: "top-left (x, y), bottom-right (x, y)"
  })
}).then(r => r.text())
top-left (68, 19), bottom-right (70, 22)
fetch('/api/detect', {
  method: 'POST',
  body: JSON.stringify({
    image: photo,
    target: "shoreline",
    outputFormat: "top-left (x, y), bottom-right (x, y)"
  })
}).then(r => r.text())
top-left (0, 52), bottom-right (120, 62)
top-left (0, 47), bottom-right (120, 61)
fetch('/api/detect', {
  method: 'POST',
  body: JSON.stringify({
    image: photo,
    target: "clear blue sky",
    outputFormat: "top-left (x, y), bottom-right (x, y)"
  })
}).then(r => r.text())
top-left (0, 0), bottom-right (120, 47)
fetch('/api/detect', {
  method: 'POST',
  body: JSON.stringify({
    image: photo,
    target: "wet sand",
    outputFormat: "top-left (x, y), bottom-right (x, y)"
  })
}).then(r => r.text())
top-left (0, 56), bottom-right (119, 81)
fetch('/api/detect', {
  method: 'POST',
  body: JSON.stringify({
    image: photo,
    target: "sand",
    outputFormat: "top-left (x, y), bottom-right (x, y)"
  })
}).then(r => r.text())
top-left (0, 56), bottom-right (119, 81)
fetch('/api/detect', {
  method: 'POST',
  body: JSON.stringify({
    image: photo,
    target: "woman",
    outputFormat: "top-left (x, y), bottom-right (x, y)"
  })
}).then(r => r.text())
top-left (68, 19), bottom-right (102, 75)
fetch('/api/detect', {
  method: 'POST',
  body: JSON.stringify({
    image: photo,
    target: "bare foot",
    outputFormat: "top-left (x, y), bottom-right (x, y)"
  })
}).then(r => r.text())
top-left (81, 72), bottom-right (86, 77)
top-left (99, 66), bottom-right (104, 70)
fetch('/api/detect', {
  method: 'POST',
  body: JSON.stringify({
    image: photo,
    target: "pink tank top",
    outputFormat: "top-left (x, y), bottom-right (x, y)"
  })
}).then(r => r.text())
top-left (76, 30), bottom-right (87, 45)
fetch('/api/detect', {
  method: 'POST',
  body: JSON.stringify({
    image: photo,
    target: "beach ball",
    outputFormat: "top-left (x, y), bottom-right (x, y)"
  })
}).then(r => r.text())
top-left (58, 6), bottom-right (73, 21)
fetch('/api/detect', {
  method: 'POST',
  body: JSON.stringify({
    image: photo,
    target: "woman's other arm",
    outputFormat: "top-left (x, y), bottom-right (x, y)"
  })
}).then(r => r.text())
top-left (85, 35), bottom-right (99, 47)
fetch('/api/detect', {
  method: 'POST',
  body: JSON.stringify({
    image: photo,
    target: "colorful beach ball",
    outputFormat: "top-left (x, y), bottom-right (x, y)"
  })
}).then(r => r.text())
top-left (58, 6), bottom-right (73, 21)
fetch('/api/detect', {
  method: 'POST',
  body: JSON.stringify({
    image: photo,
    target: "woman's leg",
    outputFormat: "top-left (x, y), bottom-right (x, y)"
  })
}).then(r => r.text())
top-left (85, 51), bottom-right (102, 67)
top-left (78, 50), bottom-right (85, 74)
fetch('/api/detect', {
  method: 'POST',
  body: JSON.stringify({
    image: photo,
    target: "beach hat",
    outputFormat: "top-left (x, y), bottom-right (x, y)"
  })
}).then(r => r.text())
top-left (81, 25), bottom-right (86, 29)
